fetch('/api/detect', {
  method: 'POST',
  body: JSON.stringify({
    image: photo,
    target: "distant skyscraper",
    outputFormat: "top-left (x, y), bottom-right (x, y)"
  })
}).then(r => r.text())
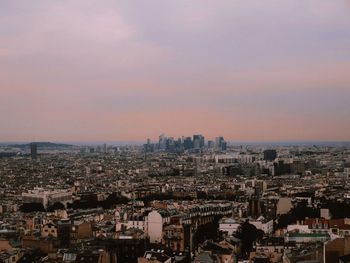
top-left (183, 137), bottom-right (193, 150)
top-left (30, 142), bottom-right (37, 159)
top-left (264, 149), bottom-right (277, 161)
top-left (215, 136), bottom-right (224, 148)
top-left (159, 134), bottom-right (167, 150)
top-left (215, 136), bottom-right (227, 151)
top-left (166, 137), bottom-right (175, 151)
top-left (221, 141), bottom-right (227, 151)
top-left (200, 135), bottom-right (205, 148)
top-left (208, 140), bottom-right (215, 148)
top-left (193, 134), bottom-right (204, 149)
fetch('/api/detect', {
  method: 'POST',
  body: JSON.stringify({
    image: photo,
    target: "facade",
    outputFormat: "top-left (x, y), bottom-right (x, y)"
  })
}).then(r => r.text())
top-left (41, 222), bottom-right (58, 237)
top-left (219, 218), bottom-right (240, 236)
top-left (148, 211), bottom-right (164, 244)
top-left (138, 251), bottom-right (171, 263)
top-left (162, 224), bottom-right (190, 252)
top-left (301, 218), bottom-right (350, 237)
top-left (116, 210), bottom-right (170, 244)
top-left (263, 150), bottom-right (277, 161)
top-left (22, 189), bottom-right (72, 209)
top-left (30, 142), bottom-right (37, 159)
top-left (285, 232), bottom-right (330, 243)
top-left (325, 237), bottom-right (350, 263)
top-left (276, 197), bottom-right (293, 215)
top-left (250, 217), bottom-right (274, 234)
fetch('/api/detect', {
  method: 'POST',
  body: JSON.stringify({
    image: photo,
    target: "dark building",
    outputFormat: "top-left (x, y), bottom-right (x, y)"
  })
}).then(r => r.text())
top-left (215, 136), bottom-right (227, 151)
top-left (193, 135), bottom-right (204, 149)
top-left (207, 140), bottom-right (215, 148)
top-left (263, 149), bottom-right (277, 161)
top-left (30, 142), bottom-right (37, 159)
top-left (221, 141), bottom-right (227, 151)
top-left (222, 165), bottom-right (242, 177)
top-left (274, 160), bottom-right (291, 176)
top-left (248, 198), bottom-right (261, 218)
top-left (291, 160), bottom-right (306, 175)
top-left (57, 220), bottom-right (72, 247)
top-left (144, 138), bottom-right (154, 153)
top-left (83, 238), bottom-right (148, 263)
top-left (183, 137), bottom-right (193, 150)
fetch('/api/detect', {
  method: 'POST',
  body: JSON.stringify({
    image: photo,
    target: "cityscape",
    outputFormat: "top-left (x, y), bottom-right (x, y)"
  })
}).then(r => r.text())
top-left (1, 138), bottom-right (350, 262)
top-left (1, 1), bottom-right (350, 263)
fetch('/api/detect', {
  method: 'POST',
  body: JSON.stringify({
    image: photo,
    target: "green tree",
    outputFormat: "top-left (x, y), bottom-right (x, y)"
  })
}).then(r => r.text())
top-left (236, 220), bottom-right (261, 257)
top-left (20, 202), bottom-right (45, 213)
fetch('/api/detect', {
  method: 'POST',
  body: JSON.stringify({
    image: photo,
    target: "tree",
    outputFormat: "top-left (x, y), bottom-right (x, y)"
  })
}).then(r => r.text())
top-left (20, 202), bottom-right (45, 213)
top-left (193, 216), bottom-right (221, 249)
top-left (67, 193), bottom-right (130, 210)
top-left (236, 220), bottom-right (261, 257)
top-left (276, 201), bottom-right (319, 229)
top-left (323, 200), bottom-right (350, 219)
top-left (47, 202), bottom-right (65, 212)
top-left (101, 193), bottom-right (129, 209)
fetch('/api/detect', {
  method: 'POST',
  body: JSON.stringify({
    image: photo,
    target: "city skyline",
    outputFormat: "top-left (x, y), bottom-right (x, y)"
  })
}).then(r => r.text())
top-left (1, 0), bottom-right (350, 142)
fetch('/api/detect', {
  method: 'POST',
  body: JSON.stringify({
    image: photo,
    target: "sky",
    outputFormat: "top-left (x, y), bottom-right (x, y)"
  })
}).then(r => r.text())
top-left (1, 0), bottom-right (350, 142)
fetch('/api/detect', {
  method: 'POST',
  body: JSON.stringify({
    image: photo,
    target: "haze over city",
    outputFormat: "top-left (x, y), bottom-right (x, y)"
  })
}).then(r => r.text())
top-left (1, 0), bottom-right (350, 142)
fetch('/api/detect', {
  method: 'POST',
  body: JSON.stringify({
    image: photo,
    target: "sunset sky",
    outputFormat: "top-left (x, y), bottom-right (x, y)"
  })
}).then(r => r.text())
top-left (1, 0), bottom-right (350, 142)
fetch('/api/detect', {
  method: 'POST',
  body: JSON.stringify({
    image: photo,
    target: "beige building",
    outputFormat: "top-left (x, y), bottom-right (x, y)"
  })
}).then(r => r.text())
top-left (41, 222), bottom-right (58, 237)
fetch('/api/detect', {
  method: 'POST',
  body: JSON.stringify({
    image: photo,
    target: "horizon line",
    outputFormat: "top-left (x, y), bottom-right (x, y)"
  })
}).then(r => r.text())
top-left (1, 139), bottom-right (350, 145)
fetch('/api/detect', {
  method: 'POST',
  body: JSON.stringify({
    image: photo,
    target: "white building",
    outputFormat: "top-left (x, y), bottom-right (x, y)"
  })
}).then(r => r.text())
top-left (219, 218), bottom-right (240, 236)
top-left (115, 213), bottom-right (147, 234)
top-left (276, 197), bottom-right (293, 215)
top-left (286, 224), bottom-right (310, 233)
top-left (115, 210), bottom-right (170, 244)
top-left (147, 210), bottom-right (164, 243)
top-left (320, 208), bottom-right (331, 220)
top-left (22, 188), bottom-right (72, 208)
top-left (250, 216), bottom-right (274, 234)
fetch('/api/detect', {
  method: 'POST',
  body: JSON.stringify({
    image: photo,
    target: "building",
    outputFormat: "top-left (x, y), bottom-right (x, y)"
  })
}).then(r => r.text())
top-left (41, 222), bottom-right (58, 238)
top-left (285, 232), bottom-right (330, 243)
top-left (116, 210), bottom-right (170, 244)
top-left (159, 134), bottom-right (167, 150)
top-left (30, 142), bottom-right (37, 159)
top-left (250, 216), bottom-right (274, 234)
top-left (208, 140), bottom-right (215, 149)
top-left (219, 218), bottom-right (240, 236)
top-left (215, 137), bottom-right (224, 149)
top-left (163, 224), bottom-right (190, 252)
top-left (263, 150), bottom-right (277, 162)
top-left (193, 135), bottom-right (205, 150)
top-left (183, 137), bottom-right (192, 150)
top-left (162, 215), bottom-right (191, 252)
top-left (148, 211), bottom-right (165, 244)
top-left (71, 221), bottom-right (93, 241)
top-left (326, 237), bottom-right (350, 263)
top-left (301, 218), bottom-right (350, 237)
top-left (138, 251), bottom-right (171, 263)
top-left (276, 198), bottom-right (293, 215)
top-left (22, 189), bottom-right (72, 209)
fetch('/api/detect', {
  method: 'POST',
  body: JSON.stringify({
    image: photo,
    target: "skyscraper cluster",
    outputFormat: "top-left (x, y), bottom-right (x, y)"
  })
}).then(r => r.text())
top-left (144, 134), bottom-right (227, 153)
